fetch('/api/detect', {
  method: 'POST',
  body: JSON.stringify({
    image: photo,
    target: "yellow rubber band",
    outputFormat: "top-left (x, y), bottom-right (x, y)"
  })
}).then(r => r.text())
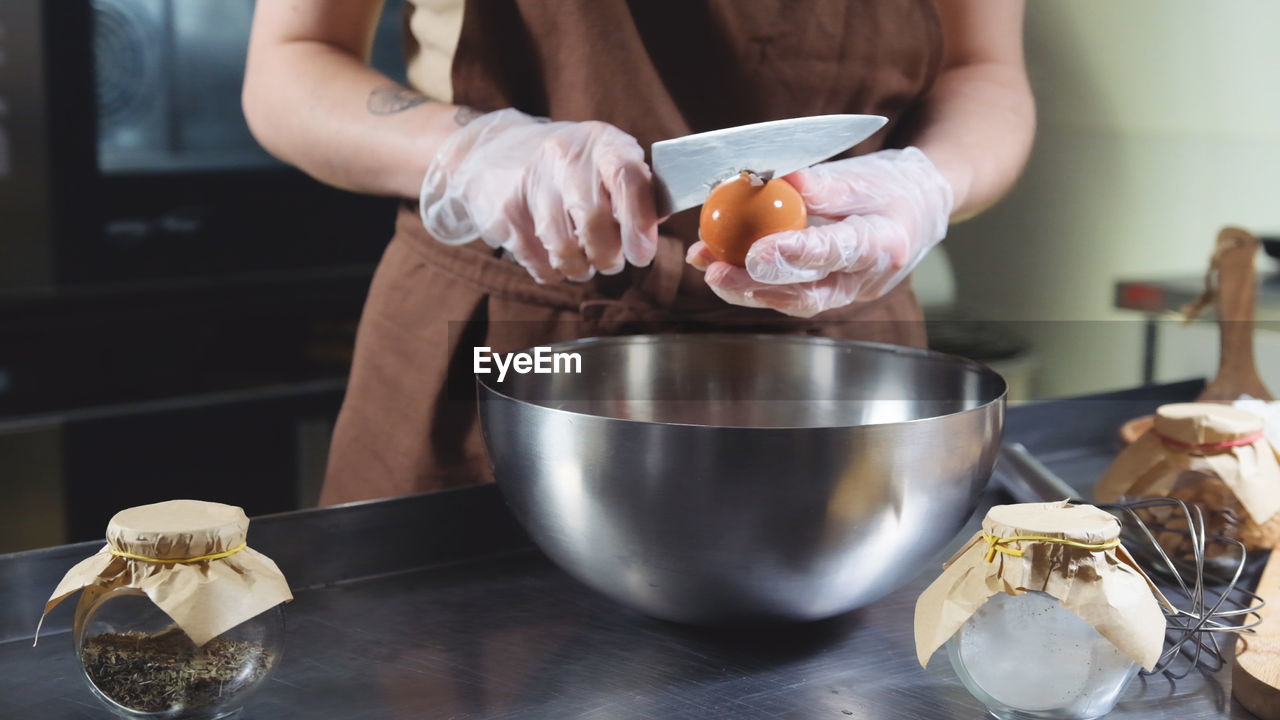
top-left (980, 532), bottom-right (1121, 564)
top-left (109, 541), bottom-right (247, 564)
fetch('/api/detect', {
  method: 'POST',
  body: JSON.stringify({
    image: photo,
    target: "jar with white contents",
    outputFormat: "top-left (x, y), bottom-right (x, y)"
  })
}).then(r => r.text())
top-left (915, 502), bottom-right (1168, 720)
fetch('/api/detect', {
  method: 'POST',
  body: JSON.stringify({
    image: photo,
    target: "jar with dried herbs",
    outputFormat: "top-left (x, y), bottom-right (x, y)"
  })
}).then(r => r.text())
top-left (39, 500), bottom-right (293, 719)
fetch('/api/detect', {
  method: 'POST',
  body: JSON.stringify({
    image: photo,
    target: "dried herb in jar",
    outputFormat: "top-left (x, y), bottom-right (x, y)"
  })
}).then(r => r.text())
top-left (81, 628), bottom-right (275, 713)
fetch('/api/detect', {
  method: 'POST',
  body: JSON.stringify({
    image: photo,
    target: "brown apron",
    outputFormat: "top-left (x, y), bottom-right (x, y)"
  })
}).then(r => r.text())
top-left (321, 0), bottom-right (944, 505)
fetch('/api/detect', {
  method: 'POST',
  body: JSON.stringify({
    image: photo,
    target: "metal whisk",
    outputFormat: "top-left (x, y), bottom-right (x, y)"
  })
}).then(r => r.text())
top-left (995, 443), bottom-right (1265, 679)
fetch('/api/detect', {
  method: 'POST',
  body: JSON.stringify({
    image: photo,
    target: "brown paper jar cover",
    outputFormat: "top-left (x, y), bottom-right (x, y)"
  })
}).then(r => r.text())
top-left (1095, 403), bottom-right (1280, 550)
top-left (39, 500), bottom-right (293, 646)
top-left (914, 501), bottom-right (1168, 671)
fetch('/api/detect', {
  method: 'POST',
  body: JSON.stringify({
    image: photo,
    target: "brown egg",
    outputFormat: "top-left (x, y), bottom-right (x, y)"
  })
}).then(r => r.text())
top-left (698, 172), bottom-right (807, 266)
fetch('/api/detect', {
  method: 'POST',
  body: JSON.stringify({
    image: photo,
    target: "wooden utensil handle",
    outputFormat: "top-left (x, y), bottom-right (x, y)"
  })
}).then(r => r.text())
top-left (1216, 227), bottom-right (1261, 379)
top-left (1197, 226), bottom-right (1273, 403)
top-left (1233, 550), bottom-right (1280, 719)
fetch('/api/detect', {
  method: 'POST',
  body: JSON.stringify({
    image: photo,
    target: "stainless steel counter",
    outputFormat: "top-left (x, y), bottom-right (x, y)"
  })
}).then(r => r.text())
top-left (0, 379), bottom-right (1263, 719)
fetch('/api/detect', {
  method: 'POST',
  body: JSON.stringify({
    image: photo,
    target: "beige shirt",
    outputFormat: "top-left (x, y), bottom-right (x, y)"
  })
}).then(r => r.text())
top-left (404, 0), bottom-right (465, 102)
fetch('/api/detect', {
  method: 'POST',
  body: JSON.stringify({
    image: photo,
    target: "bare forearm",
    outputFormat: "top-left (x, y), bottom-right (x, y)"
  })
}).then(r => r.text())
top-left (243, 40), bottom-right (464, 199)
top-left (911, 61), bottom-right (1036, 222)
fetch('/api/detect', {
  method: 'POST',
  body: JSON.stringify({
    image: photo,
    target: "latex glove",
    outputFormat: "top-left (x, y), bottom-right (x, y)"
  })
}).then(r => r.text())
top-left (420, 108), bottom-right (660, 283)
top-left (687, 147), bottom-right (954, 318)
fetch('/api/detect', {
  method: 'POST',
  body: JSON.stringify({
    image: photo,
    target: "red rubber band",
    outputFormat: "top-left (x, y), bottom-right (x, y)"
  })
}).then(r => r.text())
top-left (1154, 430), bottom-right (1265, 452)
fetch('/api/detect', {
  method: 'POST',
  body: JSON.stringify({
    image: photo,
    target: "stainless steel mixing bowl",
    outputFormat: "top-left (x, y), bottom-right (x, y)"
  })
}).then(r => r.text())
top-left (477, 334), bottom-right (1005, 623)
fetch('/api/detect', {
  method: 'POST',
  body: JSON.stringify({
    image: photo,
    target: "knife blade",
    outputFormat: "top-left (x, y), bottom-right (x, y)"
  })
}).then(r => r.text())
top-left (650, 114), bottom-right (887, 217)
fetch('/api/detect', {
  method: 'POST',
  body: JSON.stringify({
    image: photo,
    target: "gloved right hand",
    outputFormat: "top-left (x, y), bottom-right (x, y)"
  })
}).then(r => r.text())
top-left (420, 108), bottom-right (660, 284)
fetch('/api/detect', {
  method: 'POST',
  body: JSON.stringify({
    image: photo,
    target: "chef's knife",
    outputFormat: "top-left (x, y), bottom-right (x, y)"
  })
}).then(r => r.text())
top-left (650, 114), bottom-right (887, 217)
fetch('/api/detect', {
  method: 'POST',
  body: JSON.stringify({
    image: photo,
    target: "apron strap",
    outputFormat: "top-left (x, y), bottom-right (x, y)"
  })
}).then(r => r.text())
top-left (643, 234), bottom-right (686, 310)
top-left (579, 234), bottom-right (687, 334)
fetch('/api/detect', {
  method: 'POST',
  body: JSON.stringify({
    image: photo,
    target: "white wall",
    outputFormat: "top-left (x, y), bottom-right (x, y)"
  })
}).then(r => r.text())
top-left (945, 0), bottom-right (1280, 398)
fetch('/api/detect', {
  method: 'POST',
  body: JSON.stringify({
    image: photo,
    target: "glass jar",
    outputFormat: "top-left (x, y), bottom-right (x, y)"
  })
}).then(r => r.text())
top-left (74, 588), bottom-right (284, 719)
top-left (946, 591), bottom-right (1139, 720)
top-left (40, 500), bottom-right (293, 720)
top-left (1096, 403), bottom-right (1280, 561)
top-left (915, 502), bottom-right (1166, 720)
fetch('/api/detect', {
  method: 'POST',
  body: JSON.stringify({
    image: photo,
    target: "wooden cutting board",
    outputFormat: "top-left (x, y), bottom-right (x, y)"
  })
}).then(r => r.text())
top-left (1233, 550), bottom-right (1280, 719)
top-left (1120, 227), bottom-right (1273, 444)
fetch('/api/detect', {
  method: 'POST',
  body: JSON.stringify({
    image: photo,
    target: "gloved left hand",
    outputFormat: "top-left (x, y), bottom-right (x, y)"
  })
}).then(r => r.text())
top-left (687, 147), bottom-right (954, 318)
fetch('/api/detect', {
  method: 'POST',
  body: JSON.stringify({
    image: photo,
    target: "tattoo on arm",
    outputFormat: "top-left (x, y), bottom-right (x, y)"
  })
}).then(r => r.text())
top-left (367, 85), bottom-right (433, 115)
top-left (454, 106), bottom-right (483, 126)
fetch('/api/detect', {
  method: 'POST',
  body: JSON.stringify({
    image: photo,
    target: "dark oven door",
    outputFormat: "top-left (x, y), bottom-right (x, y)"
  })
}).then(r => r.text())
top-left (1, 0), bottom-right (406, 291)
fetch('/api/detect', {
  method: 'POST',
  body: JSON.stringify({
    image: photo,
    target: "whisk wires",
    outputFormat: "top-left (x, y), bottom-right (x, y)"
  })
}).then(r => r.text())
top-left (1101, 497), bottom-right (1265, 679)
